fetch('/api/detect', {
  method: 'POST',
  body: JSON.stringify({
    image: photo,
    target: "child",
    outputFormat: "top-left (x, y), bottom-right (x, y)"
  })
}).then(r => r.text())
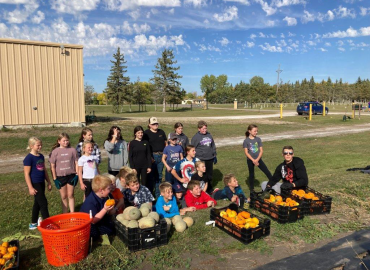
top-left (171, 145), bottom-right (199, 188)
top-left (191, 120), bottom-right (217, 193)
top-left (104, 126), bottom-right (129, 176)
top-left (116, 166), bottom-right (134, 192)
top-left (190, 161), bottom-right (208, 193)
top-left (162, 132), bottom-right (183, 184)
top-left (213, 174), bottom-right (248, 205)
top-left (243, 124), bottom-right (272, 192)
top-left (123, 173), bottom-right (155, 208)
top-left (78, 141), bottom-right (100, 199)
top-left (80, 175), bottom-right (115, 240)
top-left (184, 180), bottom-right (217, 210)
top-left (76, 127), bottom-right (101, 164)
top-left (168, 122), bottom-right (189, 152)
top-left (23, 137), bottom-right (52, 230)
top-left (49, 133), bottom-right (78, 213)
top-left (156, 182), bottom-right (180, 218)
top-left (128, 126), bottom-right (152, 187)
top-left (173, 183), bottom-right (196, 215)
top-left (104, 174), bottom-right (125, 215)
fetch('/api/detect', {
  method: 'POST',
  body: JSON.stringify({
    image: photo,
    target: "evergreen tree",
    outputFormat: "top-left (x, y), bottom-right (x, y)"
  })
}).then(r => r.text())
top-left (106, 47), bottom-right (130, 113)
top-left (151, 49), bottom-right (182, 113)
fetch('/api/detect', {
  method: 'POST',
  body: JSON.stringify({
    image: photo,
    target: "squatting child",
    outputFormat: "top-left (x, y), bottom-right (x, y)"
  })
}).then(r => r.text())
top-left (184, 180), bottom-right (217, 210)
top-left (156, 182), bottom-right (180, 218)
top-left (80, 175), bottom-right (115, 240)
top-left (123, 173), bottom-right (155, 208)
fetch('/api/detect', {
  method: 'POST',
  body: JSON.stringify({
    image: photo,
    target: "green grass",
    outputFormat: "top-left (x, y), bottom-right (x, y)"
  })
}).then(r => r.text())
top-left (1, 131), bottom-right (370, 269)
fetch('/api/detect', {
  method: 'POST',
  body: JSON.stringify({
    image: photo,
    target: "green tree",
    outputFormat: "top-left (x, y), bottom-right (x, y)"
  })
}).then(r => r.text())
top-left (151, 49), bottom-right (182, 113)
top-left (106, 47), bottom-right (130, 113)
top-left (200, 75), bottom-right (217, 109)
top-left (132, 78), bottom-right (153, 111)
top-left (84, 83), bottom-right (96, 105)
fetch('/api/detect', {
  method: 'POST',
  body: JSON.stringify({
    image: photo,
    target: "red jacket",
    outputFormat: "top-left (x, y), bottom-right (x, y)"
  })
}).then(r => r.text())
top-left (184, 190), bottom-right (217, 209)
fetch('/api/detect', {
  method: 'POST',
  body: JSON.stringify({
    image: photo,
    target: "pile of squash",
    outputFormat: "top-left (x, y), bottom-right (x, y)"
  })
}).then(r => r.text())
top-left (219, 209), bottom-right (260, 229)
top-left (292, 190), bottom-right (319, 200)
top-left (0, 241), bottom-right (17, 270)
top-left (264, 194), bottom-right (300, 207)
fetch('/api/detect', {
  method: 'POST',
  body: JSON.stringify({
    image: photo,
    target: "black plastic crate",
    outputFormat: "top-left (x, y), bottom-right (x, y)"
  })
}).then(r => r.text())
top-left (250, 191), bottom-right (307, 223)
top-left (3, 240), bottom-right (20, 270)
top-left (114, 219), bottom-right (168, 252)
top-left (281, 187), bottom-right (332, 215)
top-left (210, 203), bottom-right (270, 244)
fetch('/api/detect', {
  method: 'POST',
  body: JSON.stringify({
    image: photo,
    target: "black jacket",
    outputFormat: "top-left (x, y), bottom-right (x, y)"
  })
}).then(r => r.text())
top-left (267, 157), bottom-right (308, 188)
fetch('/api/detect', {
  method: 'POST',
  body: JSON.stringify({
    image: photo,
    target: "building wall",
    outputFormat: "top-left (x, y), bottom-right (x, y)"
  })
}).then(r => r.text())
top-left (0, 38), bottom-right (85, 126)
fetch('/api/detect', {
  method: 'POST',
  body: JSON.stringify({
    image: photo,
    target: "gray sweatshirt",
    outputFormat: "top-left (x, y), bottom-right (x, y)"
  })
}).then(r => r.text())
top-left (104, 139), bottom-right (129, 171)
top-left (191, 132), bottom-right (217, 160)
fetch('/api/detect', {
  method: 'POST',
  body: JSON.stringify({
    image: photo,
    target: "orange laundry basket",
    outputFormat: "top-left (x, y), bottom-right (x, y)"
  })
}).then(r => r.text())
top-left (38, 213), bottom-right (92, 267)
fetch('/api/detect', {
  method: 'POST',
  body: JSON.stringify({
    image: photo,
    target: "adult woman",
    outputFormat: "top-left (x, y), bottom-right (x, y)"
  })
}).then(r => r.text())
top-left (129, 126), bottom-right (152, 187)
top-left (104, 126), bottom-right (128, 176)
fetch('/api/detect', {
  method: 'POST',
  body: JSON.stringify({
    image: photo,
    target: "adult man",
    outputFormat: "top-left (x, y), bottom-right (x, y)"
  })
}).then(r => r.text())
top-left (261, 146), bottom-right (308, 194)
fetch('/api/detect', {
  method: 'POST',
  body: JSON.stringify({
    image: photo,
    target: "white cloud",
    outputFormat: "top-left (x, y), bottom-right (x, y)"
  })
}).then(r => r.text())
top-left (259, 32), bottom-right (266, 38)
top-left (50, 0), bottom-right (99, 14)
top-left (334, 5), bottom-right (356, 18)
top-left (3, 0), bottom-right (38, 24)
top-left (223, 0), bottom-right (250, 5)
top-left (129, 9), bottom-right (141, 20)
top-left (272, 0), bottom-right (306, 8)
top-left (325, 42), bottom-right (331, 46)
top-left (0, 0), bottom-right (28, 3)
top-left (259, 42), bottom-right (283, 52)
top-left (167, 8), bottom-right (175, 14)
top-left (360, 7), bottom-right (370, 16)
top-left (280, 33), bottom-right (285, 38)
top-left (0, 23), bottom-right (8, 35)
top-left (255, 0), bottom-right (276, 16)
top-left (337, 40), bottom-right (344, 46)
top-left (323, 26), bottom-right (370, 38)
top-left (307, 40), bottom-right (316, 46)
top-left (133, 23), bottom-right (151, 34)
top-left (276, 39), bottom-right (287, 46)
top-left (31, 10), bottom-right (44, 24)
top-left (250, 33), bottom-right (256, 40)
top-left (104, 0), bottom-right (180, 11)
top-left (219, 37), bottom-right (230, 46)
top-left (122, 21), bottom-right (133, 35)
top-left (213, 6), bottom-right (238, 22)
top-left (338, 47), bottom-right (345, 52)
top-left (319, 48), bottom-right (327, 52)
top-left (266, 20), bottom-right (275, 26)
top-left (283, 16), bottom-right (297, 26)
top-left (327, 10), bottom-right (335, 20)
top-left (246, 41), bottom-right (255, 47)
top-left (204, 19), bottom-right (210, 25)
top-left (288, 32), bottom-right (295, 37)
top-left (199, 44), bottom-right (221, 52)
top-left (184, 0), bottom-right (207, 8)
top-left (301, 10), bottom-right (315, 23)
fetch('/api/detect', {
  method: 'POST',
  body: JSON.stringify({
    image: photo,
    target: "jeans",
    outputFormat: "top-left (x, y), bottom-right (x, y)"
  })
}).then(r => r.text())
top-left (165, 170), bottom-right (174, 184)
top-left (149, 154), bottom-right (164, 198)
top-left (32, 182), bottom-right (50, 223)
top-left (247, 158), bottom-right (272, 191)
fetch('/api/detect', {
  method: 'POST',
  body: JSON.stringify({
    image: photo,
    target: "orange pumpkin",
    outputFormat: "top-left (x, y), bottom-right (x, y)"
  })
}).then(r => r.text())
top-left (238, 211), bottom-right (250, 219)
top-left (312, 196), bottom-right (319, 200)
top-left (105, 199), bottom-right (115, 207)
top-left (275, 195), bottom-right (283, 203)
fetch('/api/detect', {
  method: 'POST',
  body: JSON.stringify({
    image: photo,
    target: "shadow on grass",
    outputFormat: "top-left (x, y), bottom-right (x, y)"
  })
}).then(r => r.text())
top-left (19, 244), bottom-right (43, 269)
top-left (212, 169), bottom-right (223, 189)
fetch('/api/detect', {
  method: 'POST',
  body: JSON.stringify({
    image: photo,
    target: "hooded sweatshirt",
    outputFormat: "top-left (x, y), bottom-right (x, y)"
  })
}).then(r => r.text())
top-left (267, 157), bottom-right (308, 188)
top-left (191, 132), bottom-right (217, 160)
top-left (104, 139), bottom-right (129, 171)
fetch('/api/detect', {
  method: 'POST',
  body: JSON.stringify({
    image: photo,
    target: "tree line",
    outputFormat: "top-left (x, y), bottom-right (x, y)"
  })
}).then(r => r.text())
top-left (84, 48), bottom-right (370, 111)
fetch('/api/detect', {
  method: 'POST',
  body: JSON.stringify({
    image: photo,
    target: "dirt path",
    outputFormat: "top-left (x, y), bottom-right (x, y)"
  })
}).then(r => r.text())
top-left (2, 122), bottom-right (370, 174)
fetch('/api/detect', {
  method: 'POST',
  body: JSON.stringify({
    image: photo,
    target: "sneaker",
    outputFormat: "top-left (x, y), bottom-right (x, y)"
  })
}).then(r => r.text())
top-left (29, 223), bottom-right (37, 230)
top-left (210, 188), bottom-right (220, 195)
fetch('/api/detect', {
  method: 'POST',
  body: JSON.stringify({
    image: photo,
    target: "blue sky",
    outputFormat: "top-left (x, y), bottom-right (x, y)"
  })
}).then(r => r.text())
top-left (0, 0), bottom-right (369, 95)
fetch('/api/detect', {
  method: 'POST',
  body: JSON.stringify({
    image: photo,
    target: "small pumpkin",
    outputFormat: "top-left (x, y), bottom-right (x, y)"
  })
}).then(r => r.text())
top-left (0, 258), bottom-right (5, 265)
top-left (1, 243), bottom-right (8, 248)
top-left (0, 247), bottom-right (7, 255)
top-left (3, 253), bottom-right (13, 260)
top-left (105, 199), bottom-right (115, 207)
top-left (7, 247), bottom-right (17, 253)
top-left (238, 211), bottom-right (250, 219)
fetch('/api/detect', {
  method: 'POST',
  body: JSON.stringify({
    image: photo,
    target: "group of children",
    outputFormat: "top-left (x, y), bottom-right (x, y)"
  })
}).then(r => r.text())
top-left (22, 120), bottom-right (256, 238)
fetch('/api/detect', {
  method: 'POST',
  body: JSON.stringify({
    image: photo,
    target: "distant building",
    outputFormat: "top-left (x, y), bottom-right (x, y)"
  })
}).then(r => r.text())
top-left (181, 99), bottom-right (205, 105)
top-left (0, 38), bottom-right (85, 128)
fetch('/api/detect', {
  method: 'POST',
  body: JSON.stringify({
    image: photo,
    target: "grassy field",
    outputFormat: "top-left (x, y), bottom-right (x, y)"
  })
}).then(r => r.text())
top-left (0, 131), bottom-right (369, 269)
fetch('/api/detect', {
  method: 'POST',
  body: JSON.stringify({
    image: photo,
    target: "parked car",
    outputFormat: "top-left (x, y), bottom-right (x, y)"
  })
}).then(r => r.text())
top-left (297, 102), bottom-right (329, 115)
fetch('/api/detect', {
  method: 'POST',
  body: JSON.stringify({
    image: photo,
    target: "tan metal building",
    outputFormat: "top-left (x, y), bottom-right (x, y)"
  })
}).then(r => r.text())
top-left (0, 38), bottom-right (85, 128)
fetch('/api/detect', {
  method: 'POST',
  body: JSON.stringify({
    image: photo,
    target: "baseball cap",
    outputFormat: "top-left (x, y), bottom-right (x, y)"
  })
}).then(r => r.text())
top-left (149, 117), bottom-right (158, 125)
top-left (172, 183), bottom-right (186, 193)
top-left (168, 132), bottom-right (178, 140)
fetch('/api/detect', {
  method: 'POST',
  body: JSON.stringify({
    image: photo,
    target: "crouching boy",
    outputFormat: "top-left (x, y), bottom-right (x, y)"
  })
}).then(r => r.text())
top-left (184, 180), bottom-right (217, 209)
top-left (213, 174), bottom-right (248, 205)
top-left (156, 182), bottom-right (180, 218)
top-left (123, 173), bottom-right (155, 208)
top-left (80, 174), bottom-right (115, 240)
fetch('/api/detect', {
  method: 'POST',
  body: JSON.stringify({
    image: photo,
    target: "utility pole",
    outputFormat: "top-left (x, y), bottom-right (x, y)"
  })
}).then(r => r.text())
top-left (276, 64), bottom-right (282, 103)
